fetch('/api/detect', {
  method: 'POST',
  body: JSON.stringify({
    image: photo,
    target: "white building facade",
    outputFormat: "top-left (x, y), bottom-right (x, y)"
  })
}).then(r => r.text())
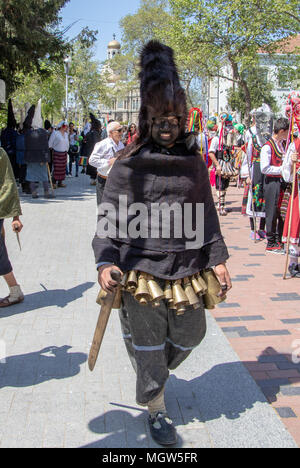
top-left (204, 35), bottom-right (300, 118)
top-left (99, 36), bottom-right (140, 125)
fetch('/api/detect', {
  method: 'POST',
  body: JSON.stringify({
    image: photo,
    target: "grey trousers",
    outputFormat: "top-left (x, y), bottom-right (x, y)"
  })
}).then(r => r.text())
top-left (119, 289), bottom-right (207, 405)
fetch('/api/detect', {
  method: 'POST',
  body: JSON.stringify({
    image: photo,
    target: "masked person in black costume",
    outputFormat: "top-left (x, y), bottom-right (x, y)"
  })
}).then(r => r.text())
top-left (85, 113), bottom-right (103, 186)
top-left (92, 41), bottom-right (231, 446)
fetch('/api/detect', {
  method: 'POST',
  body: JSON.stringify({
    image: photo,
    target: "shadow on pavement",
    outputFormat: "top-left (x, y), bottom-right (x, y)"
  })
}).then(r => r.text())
top-left (0, 281), bottom-right (95, 317)
top-left (0, 345), bottom-right (87, 388)
top-left (82, 409), bottom-right (184, 449)
top-left (82, 347), bottom-right (300, 448)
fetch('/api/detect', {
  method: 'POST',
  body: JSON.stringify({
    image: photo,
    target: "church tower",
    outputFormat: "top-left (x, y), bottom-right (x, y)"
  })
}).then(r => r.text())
top-left (107, 34), bottom-right (121, 60)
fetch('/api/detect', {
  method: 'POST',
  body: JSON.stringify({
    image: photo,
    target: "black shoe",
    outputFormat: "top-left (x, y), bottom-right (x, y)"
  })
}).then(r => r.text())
top-left (266, 244), bottom-right (284, 254)
top-left (148, 412), bottom-right (177, 446)
top-left (288, 263), bottom-right (300, 278)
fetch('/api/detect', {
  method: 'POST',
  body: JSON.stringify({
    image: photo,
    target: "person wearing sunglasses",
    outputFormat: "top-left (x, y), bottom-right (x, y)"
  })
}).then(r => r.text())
top-left (93, 41), bottom-right (231, 446)
top-left (89, 121), bottom-right (125, 205)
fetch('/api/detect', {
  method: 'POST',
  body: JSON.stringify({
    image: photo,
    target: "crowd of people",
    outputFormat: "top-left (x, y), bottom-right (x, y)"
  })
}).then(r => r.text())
top-left (184, 100), bottom-right (299, 278)
top-left (0, 99), bottom-right (138, 198)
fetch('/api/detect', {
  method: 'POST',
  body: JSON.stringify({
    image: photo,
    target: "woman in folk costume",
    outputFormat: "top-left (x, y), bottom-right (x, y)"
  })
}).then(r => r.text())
top-left (24, 100), bottom-right (54, 199)
top-left (0, 148), bottom-right (24, 307)
top-left (282, 92), bottom-right (300, 277)
top-left (187, 108), bottom-right (213, 170)
top-left (126, 123), bottom-right (138, 145)
top-left (208, 113), bottom-right (237, 215)
top-left (232, 122), bottom-right (245, 186)
top-left (92, 41), bottom-right (231, 446)
top-left (48, 121), bottom-right (69, 188)
top-left (241, 105), bottom-right (272, 241)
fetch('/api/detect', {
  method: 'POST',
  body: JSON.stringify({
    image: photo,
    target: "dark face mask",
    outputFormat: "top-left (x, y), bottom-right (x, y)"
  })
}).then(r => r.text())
top-left (151, 116), bottom-right (180, 148)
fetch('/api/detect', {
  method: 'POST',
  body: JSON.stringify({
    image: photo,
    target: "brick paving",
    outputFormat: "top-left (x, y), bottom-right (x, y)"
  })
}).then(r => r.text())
top-left (0, 175), bottom-right (298, 448)
top-left (213, 183), bottom-right (300, 446)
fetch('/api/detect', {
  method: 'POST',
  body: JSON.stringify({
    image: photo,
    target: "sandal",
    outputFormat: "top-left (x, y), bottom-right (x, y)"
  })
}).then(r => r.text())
top-left (0, 295), bottom-right (24, 308)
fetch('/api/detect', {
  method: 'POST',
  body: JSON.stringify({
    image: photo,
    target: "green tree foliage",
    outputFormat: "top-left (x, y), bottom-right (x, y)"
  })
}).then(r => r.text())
top-left (227, 67), bottom-right (279, 117)
top-left (120, 0), bottom-right (170, 54)
top-left (166, 0), bottom-right (300, 122)
top-left (0, 0), bottom-right (70, 94)
top-left (10, 62), bottom-right (65, 123)
top-left (68, 28), bottom-right (110, 119)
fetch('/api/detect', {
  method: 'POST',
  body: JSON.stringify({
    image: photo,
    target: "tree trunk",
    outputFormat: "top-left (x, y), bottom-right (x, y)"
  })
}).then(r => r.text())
top-left (240, 79), bottom-right (252, 126)
top-left (229, 56), bottom-right (252, 126)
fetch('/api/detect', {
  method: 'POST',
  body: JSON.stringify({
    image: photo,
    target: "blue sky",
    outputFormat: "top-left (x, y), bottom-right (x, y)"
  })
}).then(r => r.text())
top-left (60, 0), bottom-right (141, 62)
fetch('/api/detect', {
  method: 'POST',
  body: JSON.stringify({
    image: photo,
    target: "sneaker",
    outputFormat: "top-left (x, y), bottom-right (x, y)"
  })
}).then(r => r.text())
top-left (288, 263), bottom-right (300, 278)
top-left (148, 412), bottom-right (177, 446)
top-left (266, 245), bottom-right (283, 254)
top-left (257, 230), bottom-right (267, 239)
top-left (250, 231), bottom-right (261, 241)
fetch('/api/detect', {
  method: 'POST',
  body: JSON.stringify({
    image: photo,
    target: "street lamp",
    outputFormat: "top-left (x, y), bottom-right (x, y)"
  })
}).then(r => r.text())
top-left (63, 55), bottom-right (72, 120)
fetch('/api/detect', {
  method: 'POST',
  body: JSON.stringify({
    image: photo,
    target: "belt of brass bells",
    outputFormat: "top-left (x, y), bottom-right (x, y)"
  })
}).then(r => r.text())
top-left (97, 269), bottom-right (226, 316)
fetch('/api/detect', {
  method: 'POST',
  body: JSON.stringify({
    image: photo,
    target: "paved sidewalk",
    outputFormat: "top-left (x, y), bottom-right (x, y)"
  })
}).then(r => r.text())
top-left (0, 175), bottom-right (297, 448)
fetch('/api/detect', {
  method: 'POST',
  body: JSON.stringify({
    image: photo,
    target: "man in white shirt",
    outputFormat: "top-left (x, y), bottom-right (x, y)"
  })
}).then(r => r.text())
top-left (89, 121), bottom-right (125, 205)
top-left (260, 118), bottom-right (290, 253)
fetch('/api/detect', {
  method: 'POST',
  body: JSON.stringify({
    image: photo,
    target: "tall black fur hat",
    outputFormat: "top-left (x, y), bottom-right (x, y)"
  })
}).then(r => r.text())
top-left (90, 112), bottom-right (101, 129)
top-left (138, 40), bottom-right (187, 142)
top-left (23, 105), bottom-right (35, 130)
top-left (7, 99), bottom-right (17, 129)
top-left (44, 119), bottom-right (52, 130)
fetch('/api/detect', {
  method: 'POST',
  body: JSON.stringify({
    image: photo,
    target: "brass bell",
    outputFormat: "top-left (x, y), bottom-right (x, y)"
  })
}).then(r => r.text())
top-left (126, 270), bottom-right (137, 290)
top-left (175, 304), bottom-right (186, 316)
top-left (172, 279), bottom-right (188, 308)
top-left (163, 281), bottom-right (173, 301)
top-left (96, 288), bottom-right (107, 306)
top-left (201, 269), bottom-right (226, 309)
top-left (126, 270), bottom-right (137, 293)
top-left (191, 275), bottom-right (206, 296)
top-left (183, 278), bottom-right (200, 307)
top-left (147, 275), bottom-right (165, 302)
top-left (168, 298), bottom-right (177, 310)
top-left (96, 284), bottom-right (122, 309)
top-left (134, 273), bottom-right (151, 305)
top-left (195, 274), bottom-right (208, 294)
